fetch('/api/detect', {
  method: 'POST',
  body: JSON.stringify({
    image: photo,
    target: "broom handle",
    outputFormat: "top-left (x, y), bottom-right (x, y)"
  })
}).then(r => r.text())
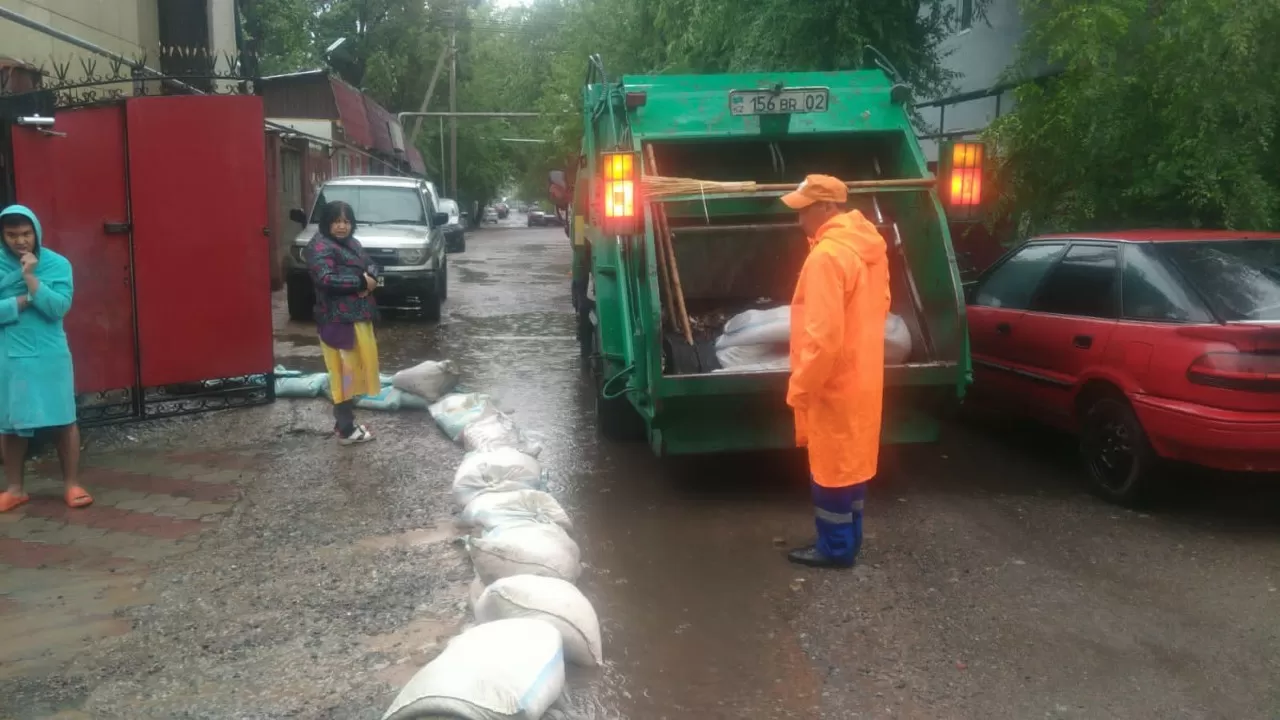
top-left (755, 178), bottom-right (935, 191)
top-left (643, 145), bottom-right (678, 333)
top-left (644, 145), bottom-right (695, 345)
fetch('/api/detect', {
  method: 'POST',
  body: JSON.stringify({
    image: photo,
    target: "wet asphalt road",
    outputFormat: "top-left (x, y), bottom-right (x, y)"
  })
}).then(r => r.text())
top-left (5, 214), bottom-right (1280, 719)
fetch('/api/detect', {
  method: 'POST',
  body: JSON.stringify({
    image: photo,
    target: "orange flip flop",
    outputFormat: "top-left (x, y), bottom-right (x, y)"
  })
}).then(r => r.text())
top-left (64, 486), bottom-right (93, 509)
top-left (0, 491), bottom-right (29, 513)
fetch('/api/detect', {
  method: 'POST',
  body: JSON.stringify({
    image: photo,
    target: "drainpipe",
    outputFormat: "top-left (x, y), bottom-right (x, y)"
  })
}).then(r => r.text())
top-left (0, 6), bottom-right (203, 95)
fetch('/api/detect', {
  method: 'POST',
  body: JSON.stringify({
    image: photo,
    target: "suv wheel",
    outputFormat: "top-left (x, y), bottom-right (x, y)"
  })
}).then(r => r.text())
top-left (1080, 396), bottom-right (1159, 506)
top-left (286, 278), bottom-right (314, 322)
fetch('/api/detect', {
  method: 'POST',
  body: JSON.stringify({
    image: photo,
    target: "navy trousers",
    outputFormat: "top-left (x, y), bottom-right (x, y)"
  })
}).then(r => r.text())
top-left (811, 479), bottom-right (866, 564)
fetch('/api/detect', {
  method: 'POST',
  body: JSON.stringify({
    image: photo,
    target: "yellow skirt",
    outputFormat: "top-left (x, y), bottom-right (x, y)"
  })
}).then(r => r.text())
top-left (321, 322), bottom-right (381, 404)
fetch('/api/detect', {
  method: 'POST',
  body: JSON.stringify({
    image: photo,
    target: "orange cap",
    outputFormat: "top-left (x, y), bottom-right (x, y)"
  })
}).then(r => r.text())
top-left (781, 174), bottom-right (848, 210)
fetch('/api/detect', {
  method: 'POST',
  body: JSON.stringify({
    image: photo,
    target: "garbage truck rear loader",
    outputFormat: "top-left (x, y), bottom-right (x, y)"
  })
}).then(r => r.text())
top-left (560, 59), bottom-right (970, 455)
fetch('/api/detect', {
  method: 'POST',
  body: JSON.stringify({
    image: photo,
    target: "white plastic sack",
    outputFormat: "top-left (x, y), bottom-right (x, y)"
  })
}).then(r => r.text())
top-left (716, 343), bottom-right (789, 369)
top-left (884, 312), bottom-right (913, 365)
top-left (430, 393), bottom-right (501, 441)
top-left (712, 359), bottom-right (790, 373)
top-left (460, 489), bottom-right (573, 533)
top-left (715, 306), bottom-right (790, 349)
top-left (469, 523), bottom-right (582, 585)
top-left (381, 618), bottom-right (564, 720)
top-left (475, 575), bottom-right (603, 667)
top-left (469, 575), bottom-right (487, 611)
top-left (461, 413), bottom-right (543, 458)
top-left (392, 360), bottom-right (460, 402)
top-left (452, 448), bottom-right (544, 509)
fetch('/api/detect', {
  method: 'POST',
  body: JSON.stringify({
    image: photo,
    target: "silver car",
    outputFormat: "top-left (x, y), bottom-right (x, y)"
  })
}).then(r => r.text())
top-left (286, 176), bottom-right (449, 321)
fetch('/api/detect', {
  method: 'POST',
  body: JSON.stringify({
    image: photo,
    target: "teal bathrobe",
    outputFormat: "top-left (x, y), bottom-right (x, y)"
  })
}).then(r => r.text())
top-left (0, 205), bottom-right (76, 436)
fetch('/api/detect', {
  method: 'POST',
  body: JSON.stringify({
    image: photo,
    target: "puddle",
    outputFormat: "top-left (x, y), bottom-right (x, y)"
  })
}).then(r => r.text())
top-left (356, 525), bottom-right (455, 551)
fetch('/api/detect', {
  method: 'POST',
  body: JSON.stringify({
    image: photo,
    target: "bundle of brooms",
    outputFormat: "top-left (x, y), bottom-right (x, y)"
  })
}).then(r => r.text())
top-left (641, 174), bottom-right (934, 199)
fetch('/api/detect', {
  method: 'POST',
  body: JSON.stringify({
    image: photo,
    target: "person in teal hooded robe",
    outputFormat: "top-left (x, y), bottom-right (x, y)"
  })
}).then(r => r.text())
top-left (0, 205), bottom-right (92, 512)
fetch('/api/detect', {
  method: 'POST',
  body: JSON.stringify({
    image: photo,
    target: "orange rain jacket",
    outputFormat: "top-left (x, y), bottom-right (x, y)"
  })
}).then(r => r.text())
top-left (787, 210), bottom-right (891, 488)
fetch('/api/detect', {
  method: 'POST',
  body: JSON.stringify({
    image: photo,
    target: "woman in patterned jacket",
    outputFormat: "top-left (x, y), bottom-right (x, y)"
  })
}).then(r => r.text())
top-left (305, 201), bottom-right (381, 445)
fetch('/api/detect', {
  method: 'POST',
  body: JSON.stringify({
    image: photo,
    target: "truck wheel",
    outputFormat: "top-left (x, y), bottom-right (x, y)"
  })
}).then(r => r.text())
top-left (286, 278), bottom-right (314, 322)
top-left (594, 329), bottom-right (645, 442)
top-left (1080, 396), bottom-right (1159, 506)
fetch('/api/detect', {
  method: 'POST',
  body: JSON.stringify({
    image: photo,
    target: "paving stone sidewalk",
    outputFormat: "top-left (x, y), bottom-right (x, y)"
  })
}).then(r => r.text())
top-left (0, 449), bottom-right (254, 677)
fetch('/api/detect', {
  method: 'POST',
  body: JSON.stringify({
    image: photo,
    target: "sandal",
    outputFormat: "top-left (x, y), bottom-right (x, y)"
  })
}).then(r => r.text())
top-left (338, 425), bottom-right (374, 446)
top-left (64, 486), bottom-right (93, 508)
top-left (0, 491), bottom-right (29, 513)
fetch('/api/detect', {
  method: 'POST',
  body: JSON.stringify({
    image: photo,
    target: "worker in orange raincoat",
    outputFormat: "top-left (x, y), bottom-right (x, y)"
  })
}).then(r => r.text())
top-left (782, 174), bottom-right (890, 568)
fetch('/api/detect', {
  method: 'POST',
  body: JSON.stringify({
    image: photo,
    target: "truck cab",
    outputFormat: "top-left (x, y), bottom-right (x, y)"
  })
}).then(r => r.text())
top-left (558, 61), bottom-right (971, 455)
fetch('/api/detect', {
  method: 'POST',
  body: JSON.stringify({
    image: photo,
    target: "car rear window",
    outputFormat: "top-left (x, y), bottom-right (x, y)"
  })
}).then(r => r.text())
top-left (1157, 240), bottom-right (1280, 322)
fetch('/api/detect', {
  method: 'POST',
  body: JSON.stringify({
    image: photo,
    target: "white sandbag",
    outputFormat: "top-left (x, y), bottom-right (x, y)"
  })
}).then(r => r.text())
top-left (716, 306), bottom-right (790, 349)
top-left (475, 575), bottom-right (603, 667)
top-left (452, 448), bottom-right (544, 509)
top-left (469, 523), bottom-right (582, 585)
top-left (392, 360), bottom-right (460, 402)
top-left (461, 413), bottom-right (543, 458)
top-left (469, 575), bottom-right (487, 611)
top-left (381, 618), bottom-right (564, 720)
top-left (715, 342), bottom-right (789, 369)
top-left (884, 312), bottom-right (913, 365)
top-left (722, 305), bottom-right (789, 335)
top-left (712, 358), bottom-right (790, 373)
top-left (460, 489), bottom-right (573, 533)
top-left (430, 393), bottom-right (500, 441)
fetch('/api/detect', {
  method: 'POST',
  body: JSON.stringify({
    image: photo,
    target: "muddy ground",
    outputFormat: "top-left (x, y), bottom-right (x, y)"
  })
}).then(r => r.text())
top-left (2, 215), bottom-right (1279, 719)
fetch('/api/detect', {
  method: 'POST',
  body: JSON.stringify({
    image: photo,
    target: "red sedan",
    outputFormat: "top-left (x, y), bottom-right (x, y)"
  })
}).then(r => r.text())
top-left (965, 230), bottom-right (1280, 504)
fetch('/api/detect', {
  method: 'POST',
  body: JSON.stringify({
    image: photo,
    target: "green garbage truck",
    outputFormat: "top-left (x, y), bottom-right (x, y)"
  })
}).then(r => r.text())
top-left (555, 56), bottom-right (970, 455)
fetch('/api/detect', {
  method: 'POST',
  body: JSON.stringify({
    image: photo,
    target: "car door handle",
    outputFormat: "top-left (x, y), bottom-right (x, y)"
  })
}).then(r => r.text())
top-left (1073, 335), bottom-right (1093, 349)
top-left (995, 322), bottom-right (1011, 335)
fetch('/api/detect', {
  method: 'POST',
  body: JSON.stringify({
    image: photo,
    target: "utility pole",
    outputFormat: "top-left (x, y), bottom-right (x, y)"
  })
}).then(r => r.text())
top-left (408, 43), bottom-right (451, 147)
top-left (448, 6), bottom-right (458, 199)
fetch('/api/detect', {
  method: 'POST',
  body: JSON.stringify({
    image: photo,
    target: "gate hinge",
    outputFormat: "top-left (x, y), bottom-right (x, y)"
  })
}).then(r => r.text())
top-left (103, 222), bottom-right (131, 234)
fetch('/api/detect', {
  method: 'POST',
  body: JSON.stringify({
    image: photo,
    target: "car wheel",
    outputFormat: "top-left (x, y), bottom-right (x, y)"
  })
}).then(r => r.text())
top-left (439, 260), bottom-right (448, 300)
top-left (1080, 396), bottom-right (1159, 506)
top-left (286, 278), bottom-right (314, 322)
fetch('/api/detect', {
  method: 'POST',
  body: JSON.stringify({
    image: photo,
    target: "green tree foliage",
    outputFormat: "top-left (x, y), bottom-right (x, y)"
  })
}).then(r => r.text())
top-left (988, 0), bottom-right (1280, 233)
top-left (237, 0), bottom-right (317, 76)
top-left (244, 0), bottom-right (978, 209)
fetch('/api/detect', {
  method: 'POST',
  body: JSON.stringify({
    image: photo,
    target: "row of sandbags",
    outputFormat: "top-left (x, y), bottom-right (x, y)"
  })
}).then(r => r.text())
top-left (273, 360), bottom-right (462, 412)
top-left (381, 387), bottom-right (602, 720)
top-left (712, 305), bottom-right (914, 372)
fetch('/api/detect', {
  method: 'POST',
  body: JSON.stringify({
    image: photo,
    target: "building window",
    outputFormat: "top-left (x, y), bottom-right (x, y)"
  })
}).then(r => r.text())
top-left (958, 0), bottom-right (974, 31)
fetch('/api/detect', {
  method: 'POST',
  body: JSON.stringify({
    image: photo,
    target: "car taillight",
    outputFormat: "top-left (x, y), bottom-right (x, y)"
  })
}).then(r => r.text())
top-left (600, 150), bottom-right (640, 235)
top-left (1187, 352), bottom-right (1280, 392)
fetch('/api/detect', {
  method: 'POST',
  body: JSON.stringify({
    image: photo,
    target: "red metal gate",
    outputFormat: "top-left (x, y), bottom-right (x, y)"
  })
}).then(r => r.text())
top-left (9, 95), bottom-right (274, 423)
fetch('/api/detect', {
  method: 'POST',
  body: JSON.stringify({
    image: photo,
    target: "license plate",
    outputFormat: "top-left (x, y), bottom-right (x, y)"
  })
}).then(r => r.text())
top-left (376, 276), bottom-right (385, 288)
top-left (730, 88), bottom-right (829, 116)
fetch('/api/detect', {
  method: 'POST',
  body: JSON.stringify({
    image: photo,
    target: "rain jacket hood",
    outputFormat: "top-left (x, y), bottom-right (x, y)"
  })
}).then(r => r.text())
top-left (809, 210), bottom-right (886, 261)
top-left (0, 204), bottom-right (43, 258)
top-left (788, 209), bottom-right (892, 487)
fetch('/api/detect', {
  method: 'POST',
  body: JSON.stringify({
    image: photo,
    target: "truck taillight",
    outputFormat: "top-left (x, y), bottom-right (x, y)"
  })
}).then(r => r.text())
top-left (949, 142), bottom-right (983, 207)
top-left (600, 150), bottom-right (640, 235)
top-left (1187, 352), bottom-right (1280, 393)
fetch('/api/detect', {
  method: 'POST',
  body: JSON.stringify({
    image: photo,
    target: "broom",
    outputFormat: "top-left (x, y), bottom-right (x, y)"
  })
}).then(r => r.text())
top-left (642, 175), bottom-right (934, 199)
